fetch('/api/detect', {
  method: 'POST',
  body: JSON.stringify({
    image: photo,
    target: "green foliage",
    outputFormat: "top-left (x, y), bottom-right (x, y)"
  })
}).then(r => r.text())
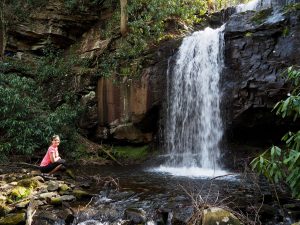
top-left (273, 68), bottom-right (300, 120)
top-left (98, 0), bottom-right (252, 78)
top-left (251, 67), bottom-right (300, 199)
top-left (63, 0), bottom-right (106, 11)
top-left (98, 0), bottom-right (207, 78)
top-left (3, 0), bottom-right (48, 23)
top-left (71, 144), bottom-right (88, 159)
top-left (113, 145), bottom-right (149, 160)
top-left (0, 71), bottom-right (47, 155)
top-left (0, 53), bottom-right (81, 159)
top-left (37, 45), bottom-right (79, 83)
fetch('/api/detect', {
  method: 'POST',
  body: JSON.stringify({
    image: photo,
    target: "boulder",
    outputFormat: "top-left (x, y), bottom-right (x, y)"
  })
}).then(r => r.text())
top-left (124, 208), bottom-right (147, 224)
top-left (49, 195), bottom-right (76, 205)
top-left (47, 181), bottom-right (60, 192)
top-left (39, 192), bottom-right (58, 200)
top-left (202, 207), bottom-right (243, 225)
top-left (8, 186), bottom-right (31, 202)
top-left (17, 177), bottom-right (40, 189)
top-left (0, 213), bottom-right (25, 225)
top-left (0, 205), bottom-right (13, 217)
top-left (72, 189), bottom-right (93, 199)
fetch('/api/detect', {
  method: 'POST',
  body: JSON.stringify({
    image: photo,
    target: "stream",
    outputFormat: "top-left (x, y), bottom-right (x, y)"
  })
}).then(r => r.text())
top-left (70, 1), bottom-right (300, 224)
top-left (70, 164), bottom-right (297, 225)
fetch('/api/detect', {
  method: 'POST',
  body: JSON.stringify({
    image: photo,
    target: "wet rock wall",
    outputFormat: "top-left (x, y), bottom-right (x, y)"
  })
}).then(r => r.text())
top-left (223, 7), bottom-right (300, 144)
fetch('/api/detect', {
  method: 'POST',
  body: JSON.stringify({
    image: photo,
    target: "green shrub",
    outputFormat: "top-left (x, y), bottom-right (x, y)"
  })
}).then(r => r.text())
top-left (251, 67), bottom-right (300, 198)
top-left (0, 54), bottom-right (81, 159)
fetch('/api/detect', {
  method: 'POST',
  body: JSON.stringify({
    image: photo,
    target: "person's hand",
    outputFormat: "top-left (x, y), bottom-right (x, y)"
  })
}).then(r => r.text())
top-left (55, 156), bottom-right (61, 161)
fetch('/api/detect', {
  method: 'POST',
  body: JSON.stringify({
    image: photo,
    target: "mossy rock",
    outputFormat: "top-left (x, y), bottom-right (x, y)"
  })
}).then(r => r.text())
top-left (8, 186), bottom-right (31, 202)
top-left (245, 32), bottom-right (253, 37)
top-left (59, 183), bottom-right (70, 192)
top-left (47, 181), bottom-right (59, 191)
top-left (58, 183), bottom-right (71, 195)
top-left (50, 197), bottom-right (62, 206)
top-left (15, 200), bottom-right (30, 209)
top-left (72, 189), bottom-right (92, 199)
top-left (202, 207), bottom-right (243, 225)
top-left (251, 8), bottom-right (273, 24)
top-left (50, 195), bottom-right (76, 205)
top-left (0, 204), bottom-right (13, 217)
top-left (17, 177), bottom-right (39, 189)
top-left (0, 213), bottom-right (25, 225)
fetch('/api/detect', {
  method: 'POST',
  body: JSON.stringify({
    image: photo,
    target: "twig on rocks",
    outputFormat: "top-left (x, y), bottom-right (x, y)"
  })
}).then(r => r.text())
top-left (100, 147), bottom-right (123, 166)
top-left (26, 198), bottom-right (36, 225)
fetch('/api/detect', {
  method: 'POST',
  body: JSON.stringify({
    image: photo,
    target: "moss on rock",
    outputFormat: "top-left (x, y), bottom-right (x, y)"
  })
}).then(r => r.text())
top-left (202, 207), bottom-right (243, 225)
top-left (251, 8), bottom-right (273, 24)
top-left (0, 213), bottom-right (25, 225)
top-left (8, 186), bottom-right (31, 202)
top-left (50, 197), bottom-right (62, 206)
top-left (72, 189), bottom-right (92, 199)
top-left (59, 183), bottom-right (71, 192)
top-left (0, 204), bottom-right (13, 217)
top-left (17, 177), bottom-right (39, 189)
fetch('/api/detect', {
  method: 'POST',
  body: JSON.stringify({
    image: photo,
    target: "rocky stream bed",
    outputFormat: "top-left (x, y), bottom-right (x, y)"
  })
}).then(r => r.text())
top-left (1, 163), bottom-right (300, 225)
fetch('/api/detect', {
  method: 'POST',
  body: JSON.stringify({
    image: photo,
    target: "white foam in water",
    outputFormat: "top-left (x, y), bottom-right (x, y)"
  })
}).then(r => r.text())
top-left (95, 196), bottom-right (112, 204)
top-left (236, 0), bottom-right (260, 12)
top-left (151, 166), bottom-right (232, 179)
top-left (266, 10), bottom-right (285, 23)
top-left (77, 220), bottom-right (108, 225)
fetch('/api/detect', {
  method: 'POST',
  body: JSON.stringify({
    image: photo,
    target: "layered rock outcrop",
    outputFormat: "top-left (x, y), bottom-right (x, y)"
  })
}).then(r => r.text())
top-left (6, 0), bottom-right (300, 146)
top-left (93, 40), bottom-right (179, 144)
top-left (223, 6), bottom-right (300, 144)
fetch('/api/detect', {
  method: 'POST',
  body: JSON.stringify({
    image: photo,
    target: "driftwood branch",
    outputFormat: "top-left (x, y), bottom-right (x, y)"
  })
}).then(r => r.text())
top-left (26, 198), bottom-right (36, 225)
top-left (15, 162), bottom-right (40, 169)
top-left (100, 148), bottom-right (123, 166)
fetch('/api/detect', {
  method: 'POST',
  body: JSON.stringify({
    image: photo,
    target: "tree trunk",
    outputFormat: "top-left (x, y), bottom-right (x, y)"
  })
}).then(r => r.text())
top-left (120, 0), bottom-right (128, 36)
top-left (0, 0), bottom-right (6, 61)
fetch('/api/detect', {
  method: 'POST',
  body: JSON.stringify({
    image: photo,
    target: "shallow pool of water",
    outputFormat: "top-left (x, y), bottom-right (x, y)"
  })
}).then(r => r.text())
top-left (71, 164), bottom-right (295, 225)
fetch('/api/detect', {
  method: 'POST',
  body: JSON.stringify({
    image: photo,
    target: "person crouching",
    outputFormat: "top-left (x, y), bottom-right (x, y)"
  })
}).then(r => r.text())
top-left (40, 135), bottom-right (66, 175)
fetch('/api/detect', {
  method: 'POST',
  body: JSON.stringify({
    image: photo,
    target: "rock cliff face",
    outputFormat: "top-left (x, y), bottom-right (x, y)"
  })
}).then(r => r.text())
top-left (93, 40), bottom-right (179, 144)
top-left (7, 0), bottom-right (102, 55)
top-left (6, 1), bottom-right (300, 146)
top-left (223, 7), bottom-right (300, 144)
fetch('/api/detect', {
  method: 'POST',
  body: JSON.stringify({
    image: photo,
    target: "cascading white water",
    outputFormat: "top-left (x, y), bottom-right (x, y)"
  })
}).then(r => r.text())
top-left (151, 26), bottom-right (229, 177)
top-left (152, 0), bottom-right (297, 177)
top-left (236, 0), bottom-right (298, 12)
top-left (164, 26), bottom-right (225, 170)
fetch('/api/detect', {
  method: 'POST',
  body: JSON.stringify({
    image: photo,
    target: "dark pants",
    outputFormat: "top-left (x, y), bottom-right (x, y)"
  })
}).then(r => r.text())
top-left (40, 159), bottom-right (66, 173)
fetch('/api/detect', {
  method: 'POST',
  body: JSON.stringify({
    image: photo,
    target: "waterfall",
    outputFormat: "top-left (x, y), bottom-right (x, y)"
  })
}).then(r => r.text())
top-left (151, 25), bottom-right (228, 178)
top-left (236, 0), bottom-right (298, 12)
top-left (164, 26), bottom-right (225, 170)
top-left (152, 0), bottom-right (297, 177)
